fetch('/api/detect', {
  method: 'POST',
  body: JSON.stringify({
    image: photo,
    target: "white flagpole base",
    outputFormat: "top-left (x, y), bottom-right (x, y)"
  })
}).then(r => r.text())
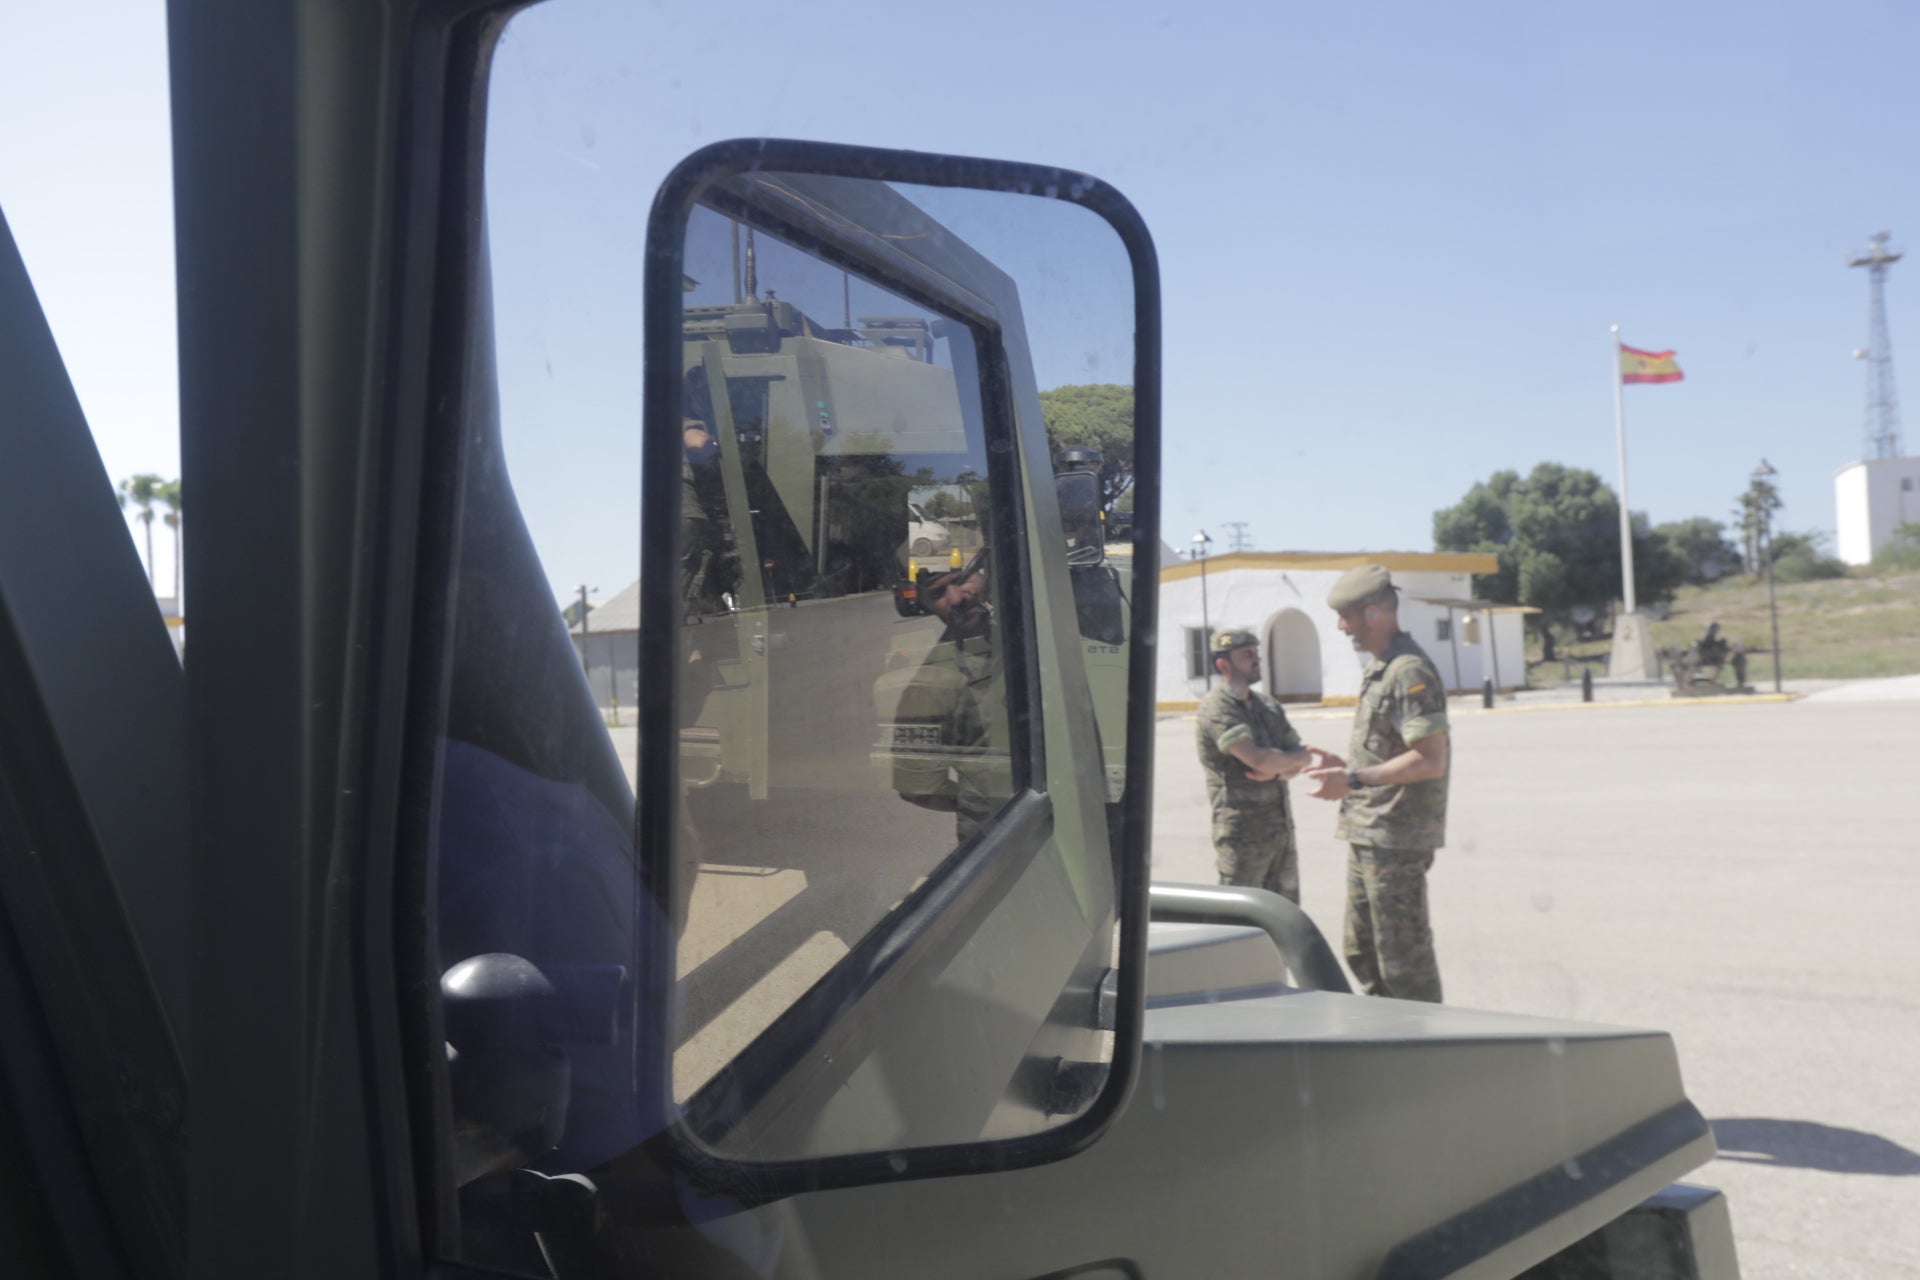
top-left (1606, 609), bottom-right (1661, 681)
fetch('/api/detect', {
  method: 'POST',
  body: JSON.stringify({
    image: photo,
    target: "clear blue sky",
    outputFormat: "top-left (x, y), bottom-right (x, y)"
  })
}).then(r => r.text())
top-left (5, 0), bottom-right (1915, 604)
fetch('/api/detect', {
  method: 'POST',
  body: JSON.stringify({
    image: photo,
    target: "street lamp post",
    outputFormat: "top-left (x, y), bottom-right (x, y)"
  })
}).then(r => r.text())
top-left (576, 583), bottom-right (598, 676)
top-left (1193, 530), bottom-right (1213, 688)
top-left (1753, 460), bottom-right (1782, 693)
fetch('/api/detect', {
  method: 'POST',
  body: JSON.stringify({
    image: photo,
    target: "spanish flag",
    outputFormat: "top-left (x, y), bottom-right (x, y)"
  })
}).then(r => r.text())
top-left (1620, 344), bottom-right (1683, 384)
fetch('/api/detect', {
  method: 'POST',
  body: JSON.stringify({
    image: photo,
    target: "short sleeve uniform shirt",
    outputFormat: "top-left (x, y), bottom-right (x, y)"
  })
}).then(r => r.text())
top-left (1196, 685), bottom-right (1303, 813)
top-left (1337, 633), bottom-right (1450, 849)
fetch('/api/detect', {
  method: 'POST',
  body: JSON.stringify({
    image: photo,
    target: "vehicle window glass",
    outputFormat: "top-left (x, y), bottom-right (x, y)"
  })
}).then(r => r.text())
top-left (671, 203), bottom-right (1023, 1099)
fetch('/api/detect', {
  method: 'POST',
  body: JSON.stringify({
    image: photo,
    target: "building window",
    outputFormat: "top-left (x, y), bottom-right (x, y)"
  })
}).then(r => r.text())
top-left (1186, 627), bottom-right (1210, 681)
top-left (1903, 478), bottom-right (1915, 492)
top-left (1435, 617), bottom-right (1452, 643)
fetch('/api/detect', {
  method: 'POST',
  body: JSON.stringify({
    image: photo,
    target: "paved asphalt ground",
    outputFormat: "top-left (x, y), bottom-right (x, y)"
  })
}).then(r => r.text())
top-left (1153, 688), bottom-right (1920, 1280)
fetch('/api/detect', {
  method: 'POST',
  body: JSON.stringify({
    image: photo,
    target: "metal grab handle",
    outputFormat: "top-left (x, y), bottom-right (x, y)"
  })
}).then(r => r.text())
top-left (1148, 883), bottom-right (1353, 994)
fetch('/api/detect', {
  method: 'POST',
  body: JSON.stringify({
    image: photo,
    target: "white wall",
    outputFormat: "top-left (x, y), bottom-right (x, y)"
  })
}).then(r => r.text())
top-left (1835, 458), bottom-right (1920, 565)
top-left (1156, 565), bottom-right (1518, 703)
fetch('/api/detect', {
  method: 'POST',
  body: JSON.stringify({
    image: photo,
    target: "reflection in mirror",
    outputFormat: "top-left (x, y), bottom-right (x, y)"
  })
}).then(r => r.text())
top-left (663, 169), bottom-right (1140, 1163)
top-left (894, 184), bottom-right (1138, 808)
top-left (672, 192), bottom-right (1020, 1121)
top-left (1056, 455), bottom-right (1106, 567)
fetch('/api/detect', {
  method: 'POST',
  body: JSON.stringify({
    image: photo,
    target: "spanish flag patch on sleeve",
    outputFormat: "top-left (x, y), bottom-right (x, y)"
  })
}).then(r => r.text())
top-left (1408, 682), bottom-right (1427, 695)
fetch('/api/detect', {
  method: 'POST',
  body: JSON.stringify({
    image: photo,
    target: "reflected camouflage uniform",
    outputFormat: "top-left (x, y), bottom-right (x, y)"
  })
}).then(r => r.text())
top-left (885, 632), bottom-right (1009, 844)
top-left (1195, 684), bottom-right (1303, 902)
top-left (1338, 631), bottom-right (1449, 1003)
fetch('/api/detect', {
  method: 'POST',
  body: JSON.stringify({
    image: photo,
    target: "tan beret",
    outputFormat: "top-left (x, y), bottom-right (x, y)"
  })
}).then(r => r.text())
top-left (1327, 563), bottom-right (1395, 611)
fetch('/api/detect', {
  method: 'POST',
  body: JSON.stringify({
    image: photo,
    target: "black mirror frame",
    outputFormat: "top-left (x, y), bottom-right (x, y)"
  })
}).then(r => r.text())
top-left (638, 138), bottom-right (1161, 1199)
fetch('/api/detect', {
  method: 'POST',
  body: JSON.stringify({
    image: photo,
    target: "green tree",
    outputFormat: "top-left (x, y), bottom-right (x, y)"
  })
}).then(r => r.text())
top-left (1039, 384), bottom-right (1134, 510)
top-left (118, 472), bottom-right (167, 590)
top-left (1654, 516), bottom-right (1743, 584)
top-left (157, 477), bottom-right (184, 604)
top-left (919, 488), bottom-right (969, 521)
top-left (1733, 476), bottom-right (1782, 577)
top-left (1432, 462), bottom-right (1684, 615)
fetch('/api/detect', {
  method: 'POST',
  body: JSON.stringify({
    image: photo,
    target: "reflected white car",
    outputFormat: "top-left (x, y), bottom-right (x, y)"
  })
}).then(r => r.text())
top-left (906, 502), bottom-right (952, 557)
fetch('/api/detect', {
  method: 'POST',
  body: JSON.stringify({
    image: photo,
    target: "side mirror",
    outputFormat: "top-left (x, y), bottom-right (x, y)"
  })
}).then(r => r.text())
top-left (640, 139), bottom-right (1160, 1196)
top-left (1056, 467), bottom-right (1106, 567)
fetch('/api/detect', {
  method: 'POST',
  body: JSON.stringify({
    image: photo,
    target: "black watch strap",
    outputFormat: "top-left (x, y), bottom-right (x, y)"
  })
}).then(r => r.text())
top-left (1346, 769), bottom-right (1365, 791)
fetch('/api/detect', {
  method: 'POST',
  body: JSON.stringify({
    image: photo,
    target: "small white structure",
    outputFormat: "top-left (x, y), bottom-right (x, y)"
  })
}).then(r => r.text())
top-left (570, 579), bottom-right (642, 710)
top-left (1157, 551), bottom-right (1528, 707)
top-left (1835, 456), bottom-right (1920, 565)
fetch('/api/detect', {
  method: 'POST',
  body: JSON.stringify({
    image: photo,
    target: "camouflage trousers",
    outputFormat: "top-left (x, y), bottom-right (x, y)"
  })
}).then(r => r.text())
top-left (1212, 803), bottom-right (1300, 904)
top-left (1344, 843), bottom-right (1441, 1003)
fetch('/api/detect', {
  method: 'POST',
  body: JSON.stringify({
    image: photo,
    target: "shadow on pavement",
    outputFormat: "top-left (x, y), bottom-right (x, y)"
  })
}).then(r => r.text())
top-left (1710, 1117), bottom-right (1920, 1175)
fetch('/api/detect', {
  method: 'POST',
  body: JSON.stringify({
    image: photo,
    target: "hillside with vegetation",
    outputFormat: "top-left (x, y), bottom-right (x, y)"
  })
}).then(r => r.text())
top-left (1432, 462), bottom-right (1920, 685)
top-left (1526, 564), bottom-right (1920, 684)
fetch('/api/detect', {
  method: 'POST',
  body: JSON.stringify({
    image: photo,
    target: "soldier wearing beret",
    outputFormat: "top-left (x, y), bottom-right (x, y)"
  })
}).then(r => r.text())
top-left (1304, 564), bottom-right (1450, 1003)
top-left (1195, 629), bottom-right (1326, 906)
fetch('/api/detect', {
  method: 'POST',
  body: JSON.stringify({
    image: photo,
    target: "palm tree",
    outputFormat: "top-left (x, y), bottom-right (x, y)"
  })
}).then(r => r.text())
top-left (118, 473), bottom-right (166, 590)
top-left (157, 478), bottom-right (183, 607)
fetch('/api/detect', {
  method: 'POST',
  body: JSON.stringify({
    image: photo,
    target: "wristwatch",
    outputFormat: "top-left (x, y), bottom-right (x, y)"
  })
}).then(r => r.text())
top-left (1346, 769), bottom-right (1366, 792)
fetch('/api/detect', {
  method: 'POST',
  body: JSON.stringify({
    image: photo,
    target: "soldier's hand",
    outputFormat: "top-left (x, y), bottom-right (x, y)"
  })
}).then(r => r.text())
top-left (1306, 748), bottom-right (1344, 771)
top-left (1302, 766), bottom-right (1348, 800)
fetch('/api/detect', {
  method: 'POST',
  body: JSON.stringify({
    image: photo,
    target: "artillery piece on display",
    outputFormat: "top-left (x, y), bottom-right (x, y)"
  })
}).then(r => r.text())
top-left (1668, 620), bottom-right (1752, 696)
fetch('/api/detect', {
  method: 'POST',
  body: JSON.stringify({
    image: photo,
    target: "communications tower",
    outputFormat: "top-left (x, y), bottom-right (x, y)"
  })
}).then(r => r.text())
top-left (1849, 231), bottom-right (1903, 460)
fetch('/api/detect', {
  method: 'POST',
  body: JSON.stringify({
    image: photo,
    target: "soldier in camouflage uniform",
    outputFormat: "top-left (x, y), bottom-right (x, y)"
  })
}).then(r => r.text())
top-left (1303, 565), bottom-right (1450, 1003)
top-left (1195, 629), bottom-right (1321, 902)
top-left (884, 551), bottom-right (1010, 844)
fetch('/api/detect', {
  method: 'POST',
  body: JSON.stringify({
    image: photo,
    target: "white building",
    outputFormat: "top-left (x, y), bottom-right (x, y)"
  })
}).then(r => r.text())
top-left (569, 579), bottom-right (641, 710)
top-left (1156, 551), bottom-right (1529, 708)
top-left (1834, 456), bottom-right (1920, 565)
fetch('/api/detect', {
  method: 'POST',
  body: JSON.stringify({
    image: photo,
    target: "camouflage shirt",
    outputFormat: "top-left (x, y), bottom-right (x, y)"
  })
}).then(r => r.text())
top-left (882, 632), bottom-right (1010, 843)
top-left (1196, 684), bottom-right (1303, 812)
top-left (1337, 632), bottom-right (1450, 849)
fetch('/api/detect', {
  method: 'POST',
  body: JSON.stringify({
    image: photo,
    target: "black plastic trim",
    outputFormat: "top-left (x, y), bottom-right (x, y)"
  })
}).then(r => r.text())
top-left (363, 1), bottom-right (530, 1268)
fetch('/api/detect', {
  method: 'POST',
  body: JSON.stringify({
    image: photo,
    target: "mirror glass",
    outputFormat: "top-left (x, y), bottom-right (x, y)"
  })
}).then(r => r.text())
top-left (1058, 469), bottom-right (1106, 566)
top-left (660, 163), bottom-right (1140, 1161)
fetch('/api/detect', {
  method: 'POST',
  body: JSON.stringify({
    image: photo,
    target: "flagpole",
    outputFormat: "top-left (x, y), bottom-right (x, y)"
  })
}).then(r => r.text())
top-left (1612, 324), bottom-right (1637, 616)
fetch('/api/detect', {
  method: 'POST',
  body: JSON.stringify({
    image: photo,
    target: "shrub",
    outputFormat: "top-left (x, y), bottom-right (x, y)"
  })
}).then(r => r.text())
top-left (1872, 522), bottom-right (1920, 573)
top-left (1771, 546), bottom-right (1848, 582)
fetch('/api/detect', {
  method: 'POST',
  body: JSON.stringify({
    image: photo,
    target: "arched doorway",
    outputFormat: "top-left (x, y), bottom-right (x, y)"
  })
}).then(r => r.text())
top-left (1263, 607), bottom-right (1321, 703)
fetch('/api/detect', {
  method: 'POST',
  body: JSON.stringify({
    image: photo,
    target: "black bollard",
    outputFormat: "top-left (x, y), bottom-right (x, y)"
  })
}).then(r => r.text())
top-left (1482, 678), bottom-right (1494, 709)
top-left (1581, 666), bottom-right (1593, 703)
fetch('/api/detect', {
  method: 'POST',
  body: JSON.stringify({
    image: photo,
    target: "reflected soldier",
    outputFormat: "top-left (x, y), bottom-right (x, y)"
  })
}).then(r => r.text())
top-left (1194, 630), bottom-right (1322, 902)
top-left (882, 550), bottom-right (1009, 843)
top-left (679, 418), bottom-right (734, 615)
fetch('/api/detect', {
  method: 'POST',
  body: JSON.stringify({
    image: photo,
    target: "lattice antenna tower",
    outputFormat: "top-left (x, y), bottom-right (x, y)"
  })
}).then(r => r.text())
top-left (1849, 230), bottom-right (1903, 460)
top-left (1220, 521), bottom-right (1252, 552)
